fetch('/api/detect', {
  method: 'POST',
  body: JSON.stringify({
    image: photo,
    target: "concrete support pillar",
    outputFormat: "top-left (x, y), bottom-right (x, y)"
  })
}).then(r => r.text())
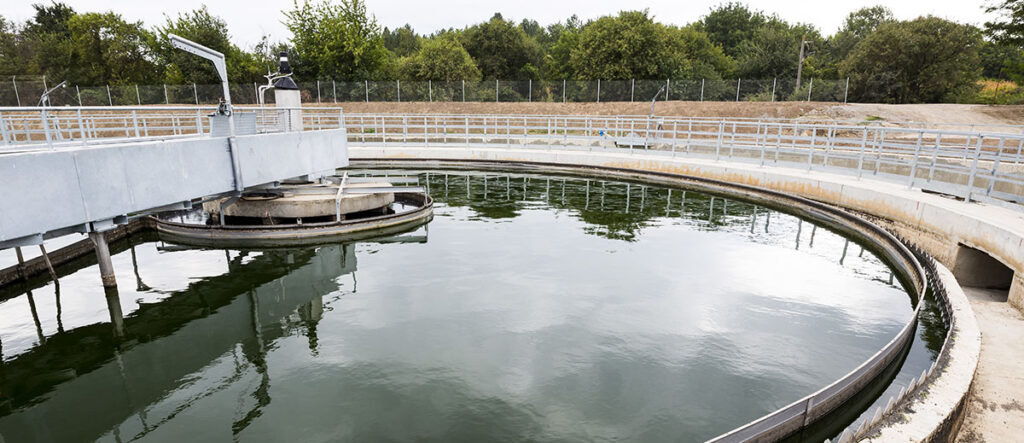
top-left (89, 231), bottom-right (117, 288)
top-left (105, 286), bottom-right (125, 338)
top-left (1010, 273), bottom-right (1024, 311)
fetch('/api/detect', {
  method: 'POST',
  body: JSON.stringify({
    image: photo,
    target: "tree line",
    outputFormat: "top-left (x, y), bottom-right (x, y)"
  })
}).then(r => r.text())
top-left (1, 0), bottom-right (1022, 104)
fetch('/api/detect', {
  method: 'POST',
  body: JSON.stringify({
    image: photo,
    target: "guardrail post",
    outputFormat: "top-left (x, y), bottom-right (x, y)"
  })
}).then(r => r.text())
top-left (0, 111), bottom-right (8, 144)
top-left (962, 136), bottom-right (982, 201)
top-left (806, 125), bottom-right (817, 170)
top-left (857, 128), bottom-right (868, 178)
top-left (106, 85), bottom-right (113, 106)
top-left (715, 120), bottom-right (724, 160)
top-left (986, 137), bottom-right (1006, 195)
top-left (907, 131), bottom-right (924, 188)
top-left (671, 121), bottom-right (677, 156)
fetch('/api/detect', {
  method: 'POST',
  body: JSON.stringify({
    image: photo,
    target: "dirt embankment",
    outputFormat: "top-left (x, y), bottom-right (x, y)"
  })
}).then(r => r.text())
top-left (316, 101), bottom-right (1024, 127)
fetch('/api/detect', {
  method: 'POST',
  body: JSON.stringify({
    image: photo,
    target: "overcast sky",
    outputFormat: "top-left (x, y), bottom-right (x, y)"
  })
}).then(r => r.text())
top-left (4, 0), bottom-right (997, 47)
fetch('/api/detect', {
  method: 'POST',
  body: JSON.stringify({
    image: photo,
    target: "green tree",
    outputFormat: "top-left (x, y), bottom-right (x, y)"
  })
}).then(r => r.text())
top-left (0, 16), bottom-right (32, 76)
top-left (383, 24), bottom-right (420, 57)
top-left (831, 6), bottom-right (894, 59)
top-left (284, 0), bottom-right (390, 80)
top-left (696, 2), bottom-right (766, 58)
top-left (985, 0), bottom-right (1024, 45)
top-left (153, 6), bottom-right (270, 84)
top-left (398, 35), bottom-right (480, 81)
top-left (734, 21), bottom-right (819, 79)
top-left (461, 14), bottom-right (541, 79)
top-left (841, 16), bottom-right (983, 103)
top-left (67, 12), bottom-right (157, 85)
top-left (22, 2), bottom-right (77, 81)
top-left (569, 10), bottom-right (732, 80)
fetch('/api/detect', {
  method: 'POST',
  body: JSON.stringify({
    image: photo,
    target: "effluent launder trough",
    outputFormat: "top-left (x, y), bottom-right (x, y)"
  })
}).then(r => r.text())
top-left (0, 168), bottom-right (947, 443)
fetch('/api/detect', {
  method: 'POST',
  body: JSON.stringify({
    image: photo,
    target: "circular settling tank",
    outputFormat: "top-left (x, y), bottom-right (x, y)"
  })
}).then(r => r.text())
top-left (0, 169), bottom-right (944, 442)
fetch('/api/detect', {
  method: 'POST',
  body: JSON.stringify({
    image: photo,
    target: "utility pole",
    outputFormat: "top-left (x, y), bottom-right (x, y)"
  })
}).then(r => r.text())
top-left (796, 37), bottom-right (811, 90)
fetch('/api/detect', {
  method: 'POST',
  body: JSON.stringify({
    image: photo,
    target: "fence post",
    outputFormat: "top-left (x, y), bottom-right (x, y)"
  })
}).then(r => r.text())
top-left (666, 79), bottom-right (670, 100)
top-left (771, 78), bottom-right (777, 102)
top-left (193, 83), bottom-right (198, 105)
top-left (844, 77), bottom-right (850, 104)
top-left (12, 76), bottom-right (20, 106)
top-left (429, 80), bottom-right (432, 102)
top-left (333, 80), bottom-right (337, 103)
top-left (135, 84), bottom-right (141, 105)
top-left (462, 80), bottom-right (465, 102)
top-left (528, 79), bottom-right (532, 102)
top-left (495, 79), bottom-right (499, 102)
top-left (397, 80), bottom-right (401, 102)
top-left (807, 78), bottom-right (813, 102)
top-left (317, 80), bottom-right (321, 104)
top-left (700, 79), bottom-right (705, 102)
top-left (107, 85), bottom-right (113, 106)
top-left (76, 85), bottom-right (83, 106)
top-left (597, 79), bottom-right (601, 103)
top-left (563, 79), bottom-right (566, 103)
top-left (631, 79), bottom-right (635, 102)
top-left (735, 79), bottom-right (741, 101)
top-left (365, 80), bottom-right (369, 102)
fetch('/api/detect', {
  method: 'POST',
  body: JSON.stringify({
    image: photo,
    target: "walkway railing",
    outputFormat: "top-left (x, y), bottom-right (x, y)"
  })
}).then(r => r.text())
top-left (344, 113), bottom-right (1024, 208)
top-left (3, 107), bottom-right (1022, 209)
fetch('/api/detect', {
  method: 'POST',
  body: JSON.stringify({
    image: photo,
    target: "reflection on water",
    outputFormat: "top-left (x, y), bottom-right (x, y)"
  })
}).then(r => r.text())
top-left (0, 170), bottom-right (940, 442)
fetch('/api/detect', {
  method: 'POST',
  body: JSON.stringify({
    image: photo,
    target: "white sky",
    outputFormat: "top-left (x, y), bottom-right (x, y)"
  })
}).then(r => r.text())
top-left (3, 0), bottom-right (997, 48)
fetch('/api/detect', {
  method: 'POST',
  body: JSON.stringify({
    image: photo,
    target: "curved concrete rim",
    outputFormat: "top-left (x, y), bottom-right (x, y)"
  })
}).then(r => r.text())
top-left (349, 145), bottom-right (992, 442)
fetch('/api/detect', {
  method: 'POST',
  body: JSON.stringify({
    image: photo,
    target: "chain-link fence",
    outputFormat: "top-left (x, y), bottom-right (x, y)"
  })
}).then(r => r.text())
top-left (0, 77), bottom-right (855, 106)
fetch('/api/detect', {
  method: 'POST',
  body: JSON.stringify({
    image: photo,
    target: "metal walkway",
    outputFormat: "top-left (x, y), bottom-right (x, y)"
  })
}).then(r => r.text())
top-left (0, 106), bottom-right (347, 249)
